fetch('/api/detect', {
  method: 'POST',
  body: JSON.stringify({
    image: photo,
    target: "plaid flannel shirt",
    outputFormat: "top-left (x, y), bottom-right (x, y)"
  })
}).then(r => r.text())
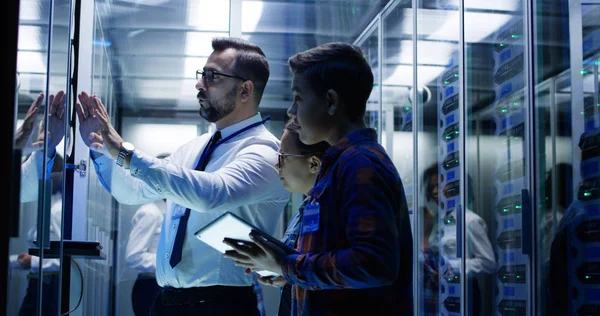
top-left (281, 128), bottom-right (413, 315)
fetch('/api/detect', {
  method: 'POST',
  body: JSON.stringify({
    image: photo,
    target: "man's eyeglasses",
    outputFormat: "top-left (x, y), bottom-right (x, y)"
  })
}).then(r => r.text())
top-left (196, 69), bottom-right (248, 83)
top-left (277, 152), bottom-right (309, 168)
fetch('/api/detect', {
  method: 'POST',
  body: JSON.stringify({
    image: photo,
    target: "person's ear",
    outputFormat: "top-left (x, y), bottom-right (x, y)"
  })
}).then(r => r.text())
top-left (326, 89), bottom-right (339, 116)
top-left (309, 156), bottom-right (322, 174)
top-left (240, 80), bottom-right (254, 103)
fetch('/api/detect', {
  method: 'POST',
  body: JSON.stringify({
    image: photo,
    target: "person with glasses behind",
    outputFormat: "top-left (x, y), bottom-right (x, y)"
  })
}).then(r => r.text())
top-left (75, 37), bottom-right (289, 315)
top-left (252, 119), bottom-right (329, 316)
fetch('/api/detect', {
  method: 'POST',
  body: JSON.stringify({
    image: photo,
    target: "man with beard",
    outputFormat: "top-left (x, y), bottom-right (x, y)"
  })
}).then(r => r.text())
top-left (75, 37), bottom-right (289, 315)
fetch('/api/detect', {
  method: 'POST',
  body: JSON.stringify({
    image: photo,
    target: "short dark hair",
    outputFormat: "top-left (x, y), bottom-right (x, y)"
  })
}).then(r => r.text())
top-left (284, 119), bottom-right (330, 156)
top-left (212, 37), bottom-right (270, 105)
top-left (288, 42), bottom-right (374, 121)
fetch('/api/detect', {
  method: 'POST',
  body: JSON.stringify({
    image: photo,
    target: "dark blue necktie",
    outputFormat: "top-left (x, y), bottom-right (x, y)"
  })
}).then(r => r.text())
top-left (169, 131), bottom-right (222, 268)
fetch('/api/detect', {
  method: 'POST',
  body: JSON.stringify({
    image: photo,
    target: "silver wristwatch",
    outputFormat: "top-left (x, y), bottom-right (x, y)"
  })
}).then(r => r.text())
top-left (116, 142), bottom-right (135, 167)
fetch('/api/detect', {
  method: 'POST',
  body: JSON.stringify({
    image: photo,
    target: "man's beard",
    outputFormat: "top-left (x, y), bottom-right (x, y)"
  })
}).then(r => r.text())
top-left (198, 88), bottom-right (237, 123)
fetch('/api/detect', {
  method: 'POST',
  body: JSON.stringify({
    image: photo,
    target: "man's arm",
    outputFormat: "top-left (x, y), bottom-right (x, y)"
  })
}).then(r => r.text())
top-left (129, 143), bottom-right (286, 212)
top-left (281, 155), bottom-right (402, 290)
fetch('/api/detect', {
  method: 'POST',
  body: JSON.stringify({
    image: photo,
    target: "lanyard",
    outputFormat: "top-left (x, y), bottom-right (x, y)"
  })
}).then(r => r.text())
top-left (198, 116), bottom-right (271, 166)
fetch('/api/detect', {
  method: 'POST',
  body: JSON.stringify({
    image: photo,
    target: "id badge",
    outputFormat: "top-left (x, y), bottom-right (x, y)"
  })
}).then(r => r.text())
top-left (171, 207), bottom-right (187, 220)
top-left (302, 201), bottom-right (320, 234)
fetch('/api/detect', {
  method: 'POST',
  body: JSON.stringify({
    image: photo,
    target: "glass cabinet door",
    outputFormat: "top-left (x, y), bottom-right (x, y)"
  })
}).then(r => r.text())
top-left (537, 1), bottom-right (600, 315)
top-left (357, 23), bottom-right (381, 134)
top-left (8, 0), bottom-right (73, 315)
top-left (413, 0), bottom-right (465, 315)
top-left (464, 1), bottom-right (529, 316)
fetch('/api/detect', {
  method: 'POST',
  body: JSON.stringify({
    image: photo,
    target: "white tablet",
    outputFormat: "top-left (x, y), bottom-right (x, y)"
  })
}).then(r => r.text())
top-left (194, 211), bottom-right (295, 277)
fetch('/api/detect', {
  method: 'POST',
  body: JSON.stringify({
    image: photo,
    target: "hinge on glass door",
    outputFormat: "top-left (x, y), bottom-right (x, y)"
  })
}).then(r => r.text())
top-left (66, 160), bottom-right (87, 177)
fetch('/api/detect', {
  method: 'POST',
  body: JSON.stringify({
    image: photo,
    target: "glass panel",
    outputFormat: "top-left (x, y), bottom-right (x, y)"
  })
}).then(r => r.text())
top-left (9, 0), bottom-right (71, 315)
top-left (538, 1), bottom-right (600, 315)
top-left (358, 25), bottom-right (381, 132)
top-left (382, 0), bottom-right (414, 230)
top-left (414, 1), bottom-right (465, 315)
top-left (464, 1), bottom-right (525, 315)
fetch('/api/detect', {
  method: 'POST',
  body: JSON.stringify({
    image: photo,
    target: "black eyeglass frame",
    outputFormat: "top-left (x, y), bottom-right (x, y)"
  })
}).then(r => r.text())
top-left (196, 69), bottom-right (248, 82)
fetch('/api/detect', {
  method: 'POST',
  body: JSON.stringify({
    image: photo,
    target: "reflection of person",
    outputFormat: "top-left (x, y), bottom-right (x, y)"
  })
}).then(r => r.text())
top-left (224, 42), bottom-right (414, 315)
top-left (252, 119), bottom-right (329, 316)
top-left (18, 91), bottom-right (66, 203)
top-left (75, 37), bottom-right (289, 315)
top-left (11, 155), bottom-right (64, 316)
top-left (11, 91), bottom-right (66, 315)
top-left (422, 164), bottom-right (495, 315)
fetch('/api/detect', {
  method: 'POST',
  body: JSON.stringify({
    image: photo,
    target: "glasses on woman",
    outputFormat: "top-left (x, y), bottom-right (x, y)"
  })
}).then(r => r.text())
top-left (277, 152), bottom-right (309, 168)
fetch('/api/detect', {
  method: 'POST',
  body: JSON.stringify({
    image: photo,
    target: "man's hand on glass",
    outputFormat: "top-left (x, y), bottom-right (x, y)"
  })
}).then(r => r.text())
top-left (76, 91), bottom-right (122, 159)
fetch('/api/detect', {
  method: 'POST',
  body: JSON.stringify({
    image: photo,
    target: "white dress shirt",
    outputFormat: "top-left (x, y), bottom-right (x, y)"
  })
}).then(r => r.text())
top-left (429, 208), bottom-right (496, 276)
top-left (92, 113), bottom-right (290, 288)
top-left (125, 200), bottom-right (165, 273)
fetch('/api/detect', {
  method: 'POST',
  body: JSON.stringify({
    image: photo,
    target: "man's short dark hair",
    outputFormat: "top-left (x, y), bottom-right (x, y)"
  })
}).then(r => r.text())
top-left (284, 119), bottom-right (330, 156)
top-left (288, 42), bottom-right (374, 121)
top-left (212, 37), bottom-right (270, 105)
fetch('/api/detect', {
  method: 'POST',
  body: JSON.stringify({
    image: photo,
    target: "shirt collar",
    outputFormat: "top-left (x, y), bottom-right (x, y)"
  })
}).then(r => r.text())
top-left (321, 128), bottom-right (378, 164)
top-left (217, 113), bottom-right (262, 139)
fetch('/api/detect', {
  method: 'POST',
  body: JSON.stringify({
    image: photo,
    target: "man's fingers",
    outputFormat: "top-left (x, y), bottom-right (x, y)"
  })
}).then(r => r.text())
top-left (75, 103), bottom-right (86, 121)
top-left (89, 132), bottom-right (103, 143)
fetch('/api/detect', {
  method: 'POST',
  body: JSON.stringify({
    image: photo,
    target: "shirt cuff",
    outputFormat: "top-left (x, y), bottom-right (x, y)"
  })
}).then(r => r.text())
top-left (281, 253), bottom-right (301, 284)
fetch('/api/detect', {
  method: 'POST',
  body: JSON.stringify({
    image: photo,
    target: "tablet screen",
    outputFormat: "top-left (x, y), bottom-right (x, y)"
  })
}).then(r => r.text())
top-left (194, 212), bottom-right (293, 277)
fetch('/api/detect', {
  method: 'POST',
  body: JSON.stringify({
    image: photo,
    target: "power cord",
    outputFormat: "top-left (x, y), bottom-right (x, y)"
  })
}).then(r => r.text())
top-left (61, 258), bottom-right (83, 315)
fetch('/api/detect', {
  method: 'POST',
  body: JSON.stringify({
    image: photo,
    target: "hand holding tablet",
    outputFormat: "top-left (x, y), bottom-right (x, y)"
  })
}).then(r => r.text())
top-left (194, 212), bottom-right (296, 277)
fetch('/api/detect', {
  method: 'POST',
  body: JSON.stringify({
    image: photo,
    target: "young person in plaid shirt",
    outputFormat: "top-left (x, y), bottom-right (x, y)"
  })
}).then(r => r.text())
top-left (224, 42), bottom-right (413, 315)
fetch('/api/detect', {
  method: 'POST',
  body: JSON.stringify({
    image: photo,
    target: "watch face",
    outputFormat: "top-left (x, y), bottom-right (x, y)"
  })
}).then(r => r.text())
top-left (122, 142), bottom-right (135, 151)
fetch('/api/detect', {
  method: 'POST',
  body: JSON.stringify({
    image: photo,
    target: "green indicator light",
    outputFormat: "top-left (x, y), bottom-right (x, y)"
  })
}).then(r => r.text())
top-left (500, 43), bottom-right (505, 47)
top-left (405, 107), bottom-right (410, 111)
top-left (455, 131), bottom-right (459, 134)
top-left (516, 205), bottom-right (522, 209)
top-left (584, 192), bottom-right (591, 197)
top-left (454, 74), bottom-right (459, 78)
top-left (503, 209), bottom-right (509, 213)
top-left (444, 81), bottom-right (449, 85)
top-left (502, 109), bottom-right (508, 113)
